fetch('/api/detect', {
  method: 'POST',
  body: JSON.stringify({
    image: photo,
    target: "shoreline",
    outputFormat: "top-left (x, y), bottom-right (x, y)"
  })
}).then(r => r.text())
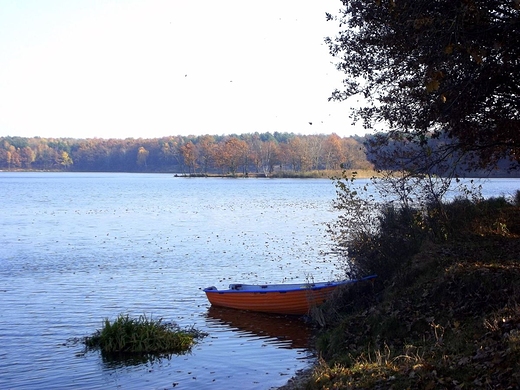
top-left (274, 367), bottom-right (314, 390)
top-left (3, 168), bottom-right (519, 179)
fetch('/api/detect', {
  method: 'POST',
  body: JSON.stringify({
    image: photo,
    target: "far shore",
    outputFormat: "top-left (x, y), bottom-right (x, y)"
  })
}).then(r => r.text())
top-left (176, 169), bottom-right (378, 179)
top-left (1, 169), bottom-right (379, 179)
top-left (2, 169), bottom-right (520, 179)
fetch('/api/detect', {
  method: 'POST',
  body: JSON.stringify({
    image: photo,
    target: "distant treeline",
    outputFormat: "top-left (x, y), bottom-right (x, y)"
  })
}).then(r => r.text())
top-left (3, 132), bottom-right (517, 177)
top-left (0, 133), bottom-right (373, 174)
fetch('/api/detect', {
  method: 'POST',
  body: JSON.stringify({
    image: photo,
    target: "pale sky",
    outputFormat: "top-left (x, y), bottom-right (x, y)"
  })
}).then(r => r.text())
top-left (0, 0), bottom-right (361, 140)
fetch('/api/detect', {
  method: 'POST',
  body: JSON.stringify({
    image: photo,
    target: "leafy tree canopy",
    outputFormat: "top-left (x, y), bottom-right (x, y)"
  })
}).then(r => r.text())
top-left (326, 0), bottom-right (520, 170)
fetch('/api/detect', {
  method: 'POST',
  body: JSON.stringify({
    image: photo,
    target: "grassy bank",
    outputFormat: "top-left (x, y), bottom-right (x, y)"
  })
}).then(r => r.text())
top-left (291, 195), bottom-right (520, 389)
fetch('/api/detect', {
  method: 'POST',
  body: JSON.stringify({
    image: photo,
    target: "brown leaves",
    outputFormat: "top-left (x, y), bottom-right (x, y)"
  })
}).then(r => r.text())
top-left (309, 221), bottom-right (520, 388)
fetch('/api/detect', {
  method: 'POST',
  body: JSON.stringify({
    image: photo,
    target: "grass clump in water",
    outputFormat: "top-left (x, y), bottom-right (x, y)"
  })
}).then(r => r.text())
top-left (84, 314), bottom-right (204, 355)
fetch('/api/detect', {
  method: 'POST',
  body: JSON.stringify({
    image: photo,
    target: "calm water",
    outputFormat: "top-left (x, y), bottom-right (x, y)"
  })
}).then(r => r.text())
top-left (0, 173), bottom-right (342, 390)
top-left (0, 173), bottom-right (518, 390)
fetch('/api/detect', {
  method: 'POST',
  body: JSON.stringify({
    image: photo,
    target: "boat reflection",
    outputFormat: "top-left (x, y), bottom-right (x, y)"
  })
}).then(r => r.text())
top-left (205, 306), bottom-right (313, 350)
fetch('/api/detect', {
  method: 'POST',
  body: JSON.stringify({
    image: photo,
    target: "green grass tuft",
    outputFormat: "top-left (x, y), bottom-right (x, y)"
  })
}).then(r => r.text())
top-left (84, 314), bottom-right (205, 355)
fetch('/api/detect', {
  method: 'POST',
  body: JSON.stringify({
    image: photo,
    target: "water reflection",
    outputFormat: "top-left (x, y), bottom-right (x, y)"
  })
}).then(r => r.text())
top-left (205, 306), bottom-right (313, 350)
top-left (69, 335), bottom-right (180, 369)
top-left (98, 351), bottom-right (175, 369)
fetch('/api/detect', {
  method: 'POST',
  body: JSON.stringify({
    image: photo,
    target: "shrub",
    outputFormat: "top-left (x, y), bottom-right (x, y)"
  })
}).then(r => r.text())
top-left (345, 205), bottom-right (427, 281)
top-left (328, 173), bottom-right (431, 281)
top-left (427, 195), bottom-right (518, 239)
top-left (328, 172), bottom-right (517, 283)
top-left (515, 190), bottom-right (520, 206)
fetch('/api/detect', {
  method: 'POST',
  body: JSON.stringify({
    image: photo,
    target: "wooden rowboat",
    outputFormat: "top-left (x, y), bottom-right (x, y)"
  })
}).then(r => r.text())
top-left (203, 275), bottom-right (376, 315)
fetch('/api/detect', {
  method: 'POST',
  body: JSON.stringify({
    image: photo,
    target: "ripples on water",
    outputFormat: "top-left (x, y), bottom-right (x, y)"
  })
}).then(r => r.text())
top-left (0, 173), bottom-right (518, 389)
top-left (0, 173), bottom-right (341, 390)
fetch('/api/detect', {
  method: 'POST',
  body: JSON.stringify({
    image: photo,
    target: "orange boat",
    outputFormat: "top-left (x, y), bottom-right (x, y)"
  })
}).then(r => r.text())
top-left (203, 275), bottom-right (376, 315)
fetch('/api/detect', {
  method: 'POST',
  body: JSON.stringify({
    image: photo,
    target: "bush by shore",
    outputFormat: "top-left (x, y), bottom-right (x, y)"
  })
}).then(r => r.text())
top-left (287, 194), bottom-right (520, 389)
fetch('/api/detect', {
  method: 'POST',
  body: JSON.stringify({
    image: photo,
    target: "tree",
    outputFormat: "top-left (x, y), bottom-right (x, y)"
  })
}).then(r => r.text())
top-left (34, 143), bottom-right (58, 170)
top-left (57, 151), bottom-right (73, 169)
top-left (262, 140), bottom-right (279, 175)
top-left (181, 141), bottom-right (198, 173)
top-left (197, 135), bottom-right (216, 174)
top-left (6, 145), bottom-right (21, 169)
top-left (248, 134), bottom-right (264, 174)
top-left (287, 137), bottom-right (312, 171)
top-left (160, 137), bottom-right (183, 171)
top-left (342, 137), bottom-right (373, 170)
top-left (273, 142), bottom-right (287, 172)
top-left (327, 0), bottom-right (520, 170)
top-left (136, 146), bottom-right (149, 169)
top-left (20, 146), bottom-right (36, 168)
top-left (323, 134), bottom-right (343, 170)
top-left (218, 137), bottom-right (249, 175)
top-left (306, 135), bottom-right (324, 170)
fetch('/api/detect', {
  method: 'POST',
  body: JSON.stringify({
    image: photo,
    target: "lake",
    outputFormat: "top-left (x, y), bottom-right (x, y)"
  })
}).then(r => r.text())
top-left (0, 173), bottom-right (518, 389)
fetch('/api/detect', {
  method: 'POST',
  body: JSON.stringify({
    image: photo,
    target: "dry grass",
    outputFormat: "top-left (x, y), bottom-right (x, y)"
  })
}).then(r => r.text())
top-left (296, 197), bottom-right (520, 389)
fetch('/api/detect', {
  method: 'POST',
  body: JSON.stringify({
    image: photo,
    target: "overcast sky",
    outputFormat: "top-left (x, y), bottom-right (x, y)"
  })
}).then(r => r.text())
top-left (0, 0), bottom-right (362, 140)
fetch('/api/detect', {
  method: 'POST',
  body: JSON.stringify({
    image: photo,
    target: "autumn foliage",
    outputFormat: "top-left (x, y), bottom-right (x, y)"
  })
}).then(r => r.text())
top-left (0, 133), bottom-right (372, 174)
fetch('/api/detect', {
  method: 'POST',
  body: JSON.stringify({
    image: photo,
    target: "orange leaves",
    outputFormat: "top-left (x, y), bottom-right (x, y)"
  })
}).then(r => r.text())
top-left (180, 141), bottom-right (198, 173)
top-left (216, 137), bottom-right (249, 174)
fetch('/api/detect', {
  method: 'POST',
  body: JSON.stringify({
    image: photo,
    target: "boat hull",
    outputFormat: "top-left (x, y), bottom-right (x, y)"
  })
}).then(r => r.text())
top-left (203, 276), bottom-right (376, 315)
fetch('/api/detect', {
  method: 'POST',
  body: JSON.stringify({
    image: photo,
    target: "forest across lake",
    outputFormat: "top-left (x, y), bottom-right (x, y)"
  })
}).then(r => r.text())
top-left (2, 133), bottom-right (517, 177)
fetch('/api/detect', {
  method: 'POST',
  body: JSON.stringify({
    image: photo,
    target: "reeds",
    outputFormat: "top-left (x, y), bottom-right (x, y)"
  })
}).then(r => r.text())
top-left (85, 314), bottom-right (203, 354)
